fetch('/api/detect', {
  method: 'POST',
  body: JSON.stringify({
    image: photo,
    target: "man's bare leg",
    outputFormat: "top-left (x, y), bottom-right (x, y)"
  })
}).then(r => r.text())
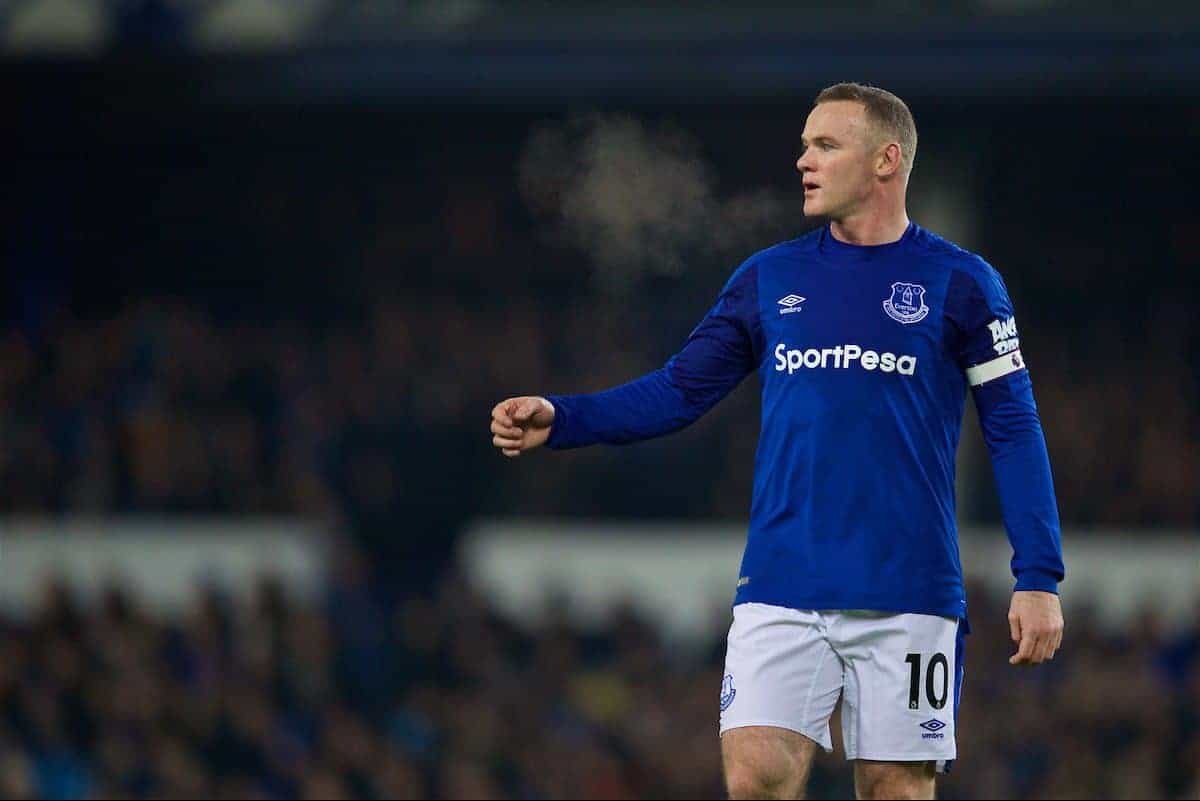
top-left (722, 726), bottom-right (819, 800)
top-left (853, 760), bottom-right (936, 800)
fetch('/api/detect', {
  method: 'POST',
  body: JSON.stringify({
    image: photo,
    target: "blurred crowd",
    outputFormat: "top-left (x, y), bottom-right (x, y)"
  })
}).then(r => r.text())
top-left (0, 264), bottom-right (1195, 537)
top-left (3, 98), bottom-right (1196, 537)
top-left (0, 555), bottom-right (1196, 800)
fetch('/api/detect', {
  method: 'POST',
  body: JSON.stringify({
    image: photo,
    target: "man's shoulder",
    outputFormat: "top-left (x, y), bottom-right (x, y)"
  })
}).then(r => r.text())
top-left (732, 228), bottom-right (823, 276)
top-left (911, 224), bottom-right (998, 282)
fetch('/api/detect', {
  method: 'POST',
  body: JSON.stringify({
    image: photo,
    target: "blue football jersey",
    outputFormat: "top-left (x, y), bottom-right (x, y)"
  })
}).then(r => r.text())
top-left (545, 222), bottom-right (1064, 622)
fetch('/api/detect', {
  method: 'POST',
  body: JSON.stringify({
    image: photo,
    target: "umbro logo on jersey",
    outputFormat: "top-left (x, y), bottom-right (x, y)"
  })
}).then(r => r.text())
top-left (777, 294), bottom-right (806, 315)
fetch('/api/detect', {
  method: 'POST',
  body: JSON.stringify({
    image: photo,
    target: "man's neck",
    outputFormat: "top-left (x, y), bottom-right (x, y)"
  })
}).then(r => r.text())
top-left (829, 204), bottom-right (910, 246)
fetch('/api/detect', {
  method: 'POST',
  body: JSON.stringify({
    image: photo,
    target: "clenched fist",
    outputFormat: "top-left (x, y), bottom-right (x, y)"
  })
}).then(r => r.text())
top-left (490, 396), bottom-right (555, 458)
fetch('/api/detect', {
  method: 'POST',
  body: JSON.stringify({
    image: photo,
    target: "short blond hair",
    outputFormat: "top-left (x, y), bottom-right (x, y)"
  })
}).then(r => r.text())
top-left (815, 82), bottom-right (917, 176)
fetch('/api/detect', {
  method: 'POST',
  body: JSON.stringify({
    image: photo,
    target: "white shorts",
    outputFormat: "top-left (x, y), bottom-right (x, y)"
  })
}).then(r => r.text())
top-left (718, 603), bottom-right (965, 771)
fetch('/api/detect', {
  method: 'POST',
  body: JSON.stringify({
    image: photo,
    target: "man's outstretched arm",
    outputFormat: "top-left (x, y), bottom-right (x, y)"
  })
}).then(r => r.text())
top-left (490, 260), bottom-right (760, 456)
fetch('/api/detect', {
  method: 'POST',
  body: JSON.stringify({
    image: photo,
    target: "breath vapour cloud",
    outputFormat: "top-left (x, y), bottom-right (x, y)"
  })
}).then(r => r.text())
top-left (519, 113), bottom-right (788, 292)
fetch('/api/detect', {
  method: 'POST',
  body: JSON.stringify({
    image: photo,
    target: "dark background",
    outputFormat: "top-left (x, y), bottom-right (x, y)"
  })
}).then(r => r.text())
top-left (0, 3), bottom-right (1197, 798)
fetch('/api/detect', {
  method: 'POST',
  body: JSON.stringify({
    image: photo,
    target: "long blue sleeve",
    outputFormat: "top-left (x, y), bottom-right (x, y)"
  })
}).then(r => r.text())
top-left (947, 261), bottom-right (1065, 594)
top-left (544, 260), bottom-right (761, 450)
top-left (973, 373), bottom-right (1065, 592)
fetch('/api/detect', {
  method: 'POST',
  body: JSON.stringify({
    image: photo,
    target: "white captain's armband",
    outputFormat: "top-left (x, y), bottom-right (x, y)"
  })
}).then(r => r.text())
top-left (966, 350), bottom-right (1027, 386)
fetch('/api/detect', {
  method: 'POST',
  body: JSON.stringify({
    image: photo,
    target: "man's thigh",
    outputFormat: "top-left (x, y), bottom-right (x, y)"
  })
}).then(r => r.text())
top-left (719, 603), bottom-right (844, 751)
top-left (722, 726), bottom-right (820, 800)
top-left (834, 610), bottom-right (963, 767)
top-left (853, 759), bottom-right (936, 800)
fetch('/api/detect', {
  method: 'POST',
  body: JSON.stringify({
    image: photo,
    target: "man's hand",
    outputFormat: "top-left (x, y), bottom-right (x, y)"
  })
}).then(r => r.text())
top-left (1007, 590), bottom-right (1064, 666)
top-left (490, 396), bottom-right (555, 458)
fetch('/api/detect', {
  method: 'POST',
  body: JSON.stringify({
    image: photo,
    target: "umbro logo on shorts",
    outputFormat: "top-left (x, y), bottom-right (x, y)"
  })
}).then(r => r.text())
top-left (919, 719), bottom-right (946, 739)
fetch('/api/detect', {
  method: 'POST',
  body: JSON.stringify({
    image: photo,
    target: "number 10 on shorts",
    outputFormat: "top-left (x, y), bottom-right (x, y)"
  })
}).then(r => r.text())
top-left (905, 652), bottom-right (949, 710)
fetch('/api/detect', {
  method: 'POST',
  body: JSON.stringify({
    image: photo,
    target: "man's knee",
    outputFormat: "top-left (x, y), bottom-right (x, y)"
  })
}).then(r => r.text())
top-left (726, 771), bottom-right (794, 800)
top-left (722, 727), bottom-right (816, 800)
top-left (725, 761), bottom-right (804, 800)
top-left (854, 760), bottom-right (936, 800)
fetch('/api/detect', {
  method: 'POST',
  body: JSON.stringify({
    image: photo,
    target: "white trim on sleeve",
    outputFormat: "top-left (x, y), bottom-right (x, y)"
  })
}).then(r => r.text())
top-left (966, 350), bottom-right (1026, 387)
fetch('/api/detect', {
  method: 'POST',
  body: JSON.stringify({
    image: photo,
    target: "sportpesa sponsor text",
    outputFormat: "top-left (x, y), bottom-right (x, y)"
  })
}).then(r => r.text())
top-left (774, 343), bottom-right (917, 376)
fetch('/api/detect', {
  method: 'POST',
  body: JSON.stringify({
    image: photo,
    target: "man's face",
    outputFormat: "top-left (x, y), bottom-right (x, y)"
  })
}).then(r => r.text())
top-left (795, 101), bottom-right (881, 219)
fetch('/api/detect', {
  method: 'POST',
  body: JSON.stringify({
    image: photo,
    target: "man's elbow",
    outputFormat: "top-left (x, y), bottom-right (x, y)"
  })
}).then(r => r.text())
top-left (982, 409), bottom-right (1047, 456)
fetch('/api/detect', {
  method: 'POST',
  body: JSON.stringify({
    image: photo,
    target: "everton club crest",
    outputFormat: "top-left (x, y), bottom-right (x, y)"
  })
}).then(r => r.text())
top-left (720, 674), bottom-right (736, 711)
top-left (883, 282), bottom-right (929, 324)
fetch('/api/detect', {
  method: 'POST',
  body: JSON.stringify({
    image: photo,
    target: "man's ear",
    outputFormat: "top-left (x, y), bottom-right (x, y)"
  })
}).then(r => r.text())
top-left (877, 142), bottom-right (903, 179)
